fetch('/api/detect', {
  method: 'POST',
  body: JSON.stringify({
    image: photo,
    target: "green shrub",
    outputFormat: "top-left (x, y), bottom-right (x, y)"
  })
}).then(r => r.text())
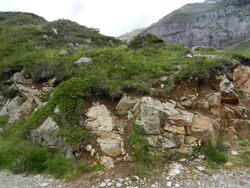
top-left (201, 140), bottom-right (228, 164)
top-left (128, 33), bottom-right (164, 49)
top-left (128, 124), bottom-right (161, 165)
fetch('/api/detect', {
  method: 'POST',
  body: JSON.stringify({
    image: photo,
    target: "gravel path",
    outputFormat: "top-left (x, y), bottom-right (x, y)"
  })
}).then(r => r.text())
top-left (1, 167), bottom-right (249, 188)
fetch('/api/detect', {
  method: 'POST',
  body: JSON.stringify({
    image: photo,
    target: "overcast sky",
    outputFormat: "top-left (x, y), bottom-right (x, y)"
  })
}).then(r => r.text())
top-left (0, 0), bottom-right (204, 37)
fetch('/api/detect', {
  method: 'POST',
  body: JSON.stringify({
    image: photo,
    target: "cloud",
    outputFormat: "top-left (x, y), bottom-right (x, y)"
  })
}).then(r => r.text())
top-left (1, 0), bottom-right (204, 36)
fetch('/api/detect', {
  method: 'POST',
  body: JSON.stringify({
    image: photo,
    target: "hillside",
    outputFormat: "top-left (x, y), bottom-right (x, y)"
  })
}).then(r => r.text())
top-left (141, 0), bottom-right (250, 49)
top-left (227, 38), bottom-right (250, 56)
top-left (0, 11), bottom-right (249, 186)
top-left (117, 28), bottom-right (145, 42)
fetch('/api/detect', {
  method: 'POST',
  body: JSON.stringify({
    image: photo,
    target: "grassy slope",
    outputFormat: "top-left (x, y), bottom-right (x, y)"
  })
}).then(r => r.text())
top-left (0, 12), bottom-right (246, 179)
top-left (226, 38), bottom-right (250, 57)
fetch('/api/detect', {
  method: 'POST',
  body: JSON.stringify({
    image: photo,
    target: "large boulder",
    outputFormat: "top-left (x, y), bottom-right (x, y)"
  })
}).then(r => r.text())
top-left (233, 66), bottom-right (250, 93)
top-left (31, 117), bottom-right (65, 148)
top-left (134, 97), bottom-right (164, 135)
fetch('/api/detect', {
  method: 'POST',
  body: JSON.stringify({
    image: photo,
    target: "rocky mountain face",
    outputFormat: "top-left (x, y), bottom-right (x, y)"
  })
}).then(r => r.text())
top-left (118, 28), bottom-right (145, 42)
top-left (141, 0), bottom-right (250, 49)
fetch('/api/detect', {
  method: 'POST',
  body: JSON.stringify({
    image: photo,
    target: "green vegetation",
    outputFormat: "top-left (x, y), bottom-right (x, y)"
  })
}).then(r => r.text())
top-left (128, 33), bottom-right (164, 49)
top-left (200, 139), bottom-right (228, 165)
top-left (0, 119), bottom-right (99, 178)
top-left (0, 11), bottom-right (249, 179)
top-left (128, 124), bottom-right (161, 165)
top-left (2, 88), bottom-right (19, 99)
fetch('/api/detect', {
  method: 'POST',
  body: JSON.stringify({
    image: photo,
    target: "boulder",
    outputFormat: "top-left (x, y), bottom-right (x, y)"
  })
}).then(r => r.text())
top-left (31, 117), bottom-right (65, 148)
top-left (190, 114), bottom-right (217, 143)
top-left (13, 72), bottom-right (25, 84)
top-left (116, 94), bottom-right (138, 115)
top-left (218, 74), bottom-right (239, 103)
top-left (233, 66), bottom-right (250, 93)
top-left (85, 103), bottom-right (114, 133)
top-left (134, 97), bottom-right (179, 135)
top-left (74, 57), bottom-right (92, 66)
top-left (0, 96), bottom-right (23, 124)
top-left (97, 133), bottom-right (122, 157)
top-left (59, 49), bottom-right (70, 56)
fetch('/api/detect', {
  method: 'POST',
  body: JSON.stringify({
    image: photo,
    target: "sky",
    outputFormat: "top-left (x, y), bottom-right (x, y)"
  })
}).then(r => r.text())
top-left (0, 0), bottom-right (204, 37)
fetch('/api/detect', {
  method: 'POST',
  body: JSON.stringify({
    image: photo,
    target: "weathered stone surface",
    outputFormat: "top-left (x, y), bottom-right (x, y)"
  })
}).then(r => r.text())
top-left (218, 74), bottom-right (239, 103)
top-left (191, 114), bottom-right (216, 142)
top-left (85, 103), bottom-right (114, 133)
top-left (100, 156), bottom-right (114, 169)
top-left (198, 99), bottom-right (210, 110)
top-left (240, 99), bottom-right (250, 111)
top-left (13, 72), bottom-right (25, 84)
top-left (97, 133), bottom-right (122, 157)
top-left (206, 92), bottom-right (221, 108)
top-left (141, 2), bottom-right (250, 49)
top-left (180, 97), bottom-right (192, 108)
top-left (164, 123), bottom-right (185, 135)
top-left (0, 96), bottom-right (23, 124)
top-left (31, 117), bottom-right (65, 148)
top-left (116, 94), bottom-right (138, 115)
top-left (231, 119), bottom-right (250, 140)
top-left (233, 66), bottom-right (250, 93)
top-left (74, 57), bottom-right (92, 66)
top-left (134, 97), bottom-right (179, 135)
top-left (20, 98), bottom-right (35, 119)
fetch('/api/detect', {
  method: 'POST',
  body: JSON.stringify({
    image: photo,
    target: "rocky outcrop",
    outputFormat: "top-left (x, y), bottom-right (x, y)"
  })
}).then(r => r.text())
top-left (233, 65), bottom-right (250, 93)
top-left (141, 1), bottom-right (250, 49)
top-left (31, 117), bottom-right (66, 149)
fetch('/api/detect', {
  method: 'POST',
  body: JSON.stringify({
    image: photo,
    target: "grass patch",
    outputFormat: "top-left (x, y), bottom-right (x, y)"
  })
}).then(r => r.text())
top-left (200, 139), bottom-right (228, 165)
top-left (2, 88), bottom-right (19, 99)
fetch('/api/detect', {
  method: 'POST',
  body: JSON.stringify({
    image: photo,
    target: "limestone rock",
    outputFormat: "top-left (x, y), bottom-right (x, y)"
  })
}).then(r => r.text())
top-left (164, 124), bottom-right (185, 135)
top-left (233, 65), bottom-right (250, 93)
top-left (74, 57), bottom-right (92, 66)
top-left (116, 94), bottom-right (138, 115)
top-left (31, 117), bottom-right (65, 148)
top-left (85, 103), bottom-right (114, 133)
top-left (206, 92), bottom-right (221, 108)
top-left (218, 74), bottom-right (239, 103)
top-left (0, 96), bottom-right (23, 124)
top-left (191, 114), bottom-right (216, 143)
top-left (97, 133), bottom-right (122, 157)
top-left (13, 72), bottom-right (25, 84)
top-left (180, 97), bottom-right (192, 108)
top-left (100, 156), bottom-right (114, 169)
top-left (134, 97), bottom-right (179, 135)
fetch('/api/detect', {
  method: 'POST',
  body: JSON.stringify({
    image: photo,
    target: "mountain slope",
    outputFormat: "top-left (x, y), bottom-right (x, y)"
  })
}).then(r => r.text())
top-left (141, 0), bottom-right (250, 49)
top-left (117, 28), bottom-right (145, 42)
